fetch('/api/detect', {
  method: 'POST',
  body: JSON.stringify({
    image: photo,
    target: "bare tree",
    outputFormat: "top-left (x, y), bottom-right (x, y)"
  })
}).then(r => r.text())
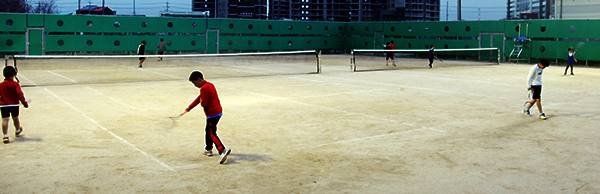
top-left (31, 0), bottom-right (58, 14)
top-left (0, 0), bottom-right (32, 13)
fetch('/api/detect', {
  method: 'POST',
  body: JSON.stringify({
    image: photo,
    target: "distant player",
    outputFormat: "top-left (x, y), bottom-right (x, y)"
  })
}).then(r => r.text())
top-left (181, 71), bottom-right (231, 164)
top-left (137, 40), bottom-right (146, 68)
top-left (384, 42), bottom-right (396, 67)
top-left (564, 48), bottom-right (576, 76)
top-left (157, 38), bottom-right (166, 61)
top-left (524, 59), bottom-right (550, 120)
top-left (0, 66), bottom-right (29, 143)
top-left (428, 45), bottom-right (437, 69)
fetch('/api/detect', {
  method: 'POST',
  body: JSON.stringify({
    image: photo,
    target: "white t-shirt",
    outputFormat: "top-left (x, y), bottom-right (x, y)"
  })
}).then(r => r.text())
top-left (527, 64), bottom-right (543, 86)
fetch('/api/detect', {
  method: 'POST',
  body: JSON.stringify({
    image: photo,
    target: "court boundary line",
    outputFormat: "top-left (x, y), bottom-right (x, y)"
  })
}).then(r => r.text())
top-left (86, 86), bottom-right (147, 111)
top-left (43, 87), bottom-right (176, 172)
top-left (47, 71), bottom-right (78, 83)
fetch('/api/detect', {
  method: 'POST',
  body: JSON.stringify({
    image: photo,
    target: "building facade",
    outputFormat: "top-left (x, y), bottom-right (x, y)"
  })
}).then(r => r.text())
top-left (404, 0), bottom-right (439, 21)
top-left (555, 0), bottom-right (600, 19)
top-left (507, 0), bottom-right (551, 19)
top-left (194, 0), bottom-right (438, 21)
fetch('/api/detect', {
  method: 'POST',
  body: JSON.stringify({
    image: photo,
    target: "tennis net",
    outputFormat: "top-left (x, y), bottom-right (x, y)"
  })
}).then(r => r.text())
top-left (350, 48), bottom-right (499, 72)
top-left (6, 50), bottom-right (321, 87)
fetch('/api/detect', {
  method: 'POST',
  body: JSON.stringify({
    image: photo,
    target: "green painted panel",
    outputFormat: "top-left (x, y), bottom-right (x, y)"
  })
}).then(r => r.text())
top-left (383, 21), bottom-right (479, 37)
top-left (27, 14), bottom-right (44, 27)
top-left (4, 13), bottom-right (600, 61)
top-left (480, 21), bottom-right (505, 33)
top-left (28, 29), bottom-right (43, 55)
top-left (346, 22), bottom-right (375, 36)
top-left (0, 34), bottom-right (26, 52)
top-left (44, 15), bottom-right (206, 33)
top-left (218, 19), bottom-right (346, 36)
top-left (0, 13), bottom-right (27, 32)
top-left (45, 35), bottom-right (204, 52)
top-left (206, 30), bottom-right (218, 53)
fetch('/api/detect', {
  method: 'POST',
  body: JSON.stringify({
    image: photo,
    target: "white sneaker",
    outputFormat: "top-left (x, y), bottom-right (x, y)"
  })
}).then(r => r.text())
top-left (219, 148), bottom-right (231, 164)
top-left (203, 150), bottom-right (213, 156)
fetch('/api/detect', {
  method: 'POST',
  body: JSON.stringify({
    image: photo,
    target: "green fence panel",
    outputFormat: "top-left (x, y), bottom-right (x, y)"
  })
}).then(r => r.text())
top-left (27, 14), bottom-right (44, 27)
top-left (220, 35), bottom-right (331, 51)
top-left (384, 21), bottom-right (480, 37)
top-left (45, 35), bottom-right (205, 52)
top-left (480, 21), bottom-right (506, 33)
top-left (44, 15), bottom-right (206, 34)
top-left (1, 13), bottom-right (27, 32)
top-left (0, 34), bottom-right (26, 52)
top-left (346, 22), bottom-right (375, 36)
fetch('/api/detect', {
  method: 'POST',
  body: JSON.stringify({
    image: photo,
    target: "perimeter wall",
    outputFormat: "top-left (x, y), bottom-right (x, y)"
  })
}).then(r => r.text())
top-left (1, 13), bottom-right (599, 61)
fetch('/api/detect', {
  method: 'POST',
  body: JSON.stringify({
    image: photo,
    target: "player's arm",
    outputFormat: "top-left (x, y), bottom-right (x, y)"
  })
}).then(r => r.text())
top-left (185, 95), bottom-right (201, 113)
top-left (16, 85), bottom-right (28, 108)
top-left (526, 67), bottom-right (536, 90)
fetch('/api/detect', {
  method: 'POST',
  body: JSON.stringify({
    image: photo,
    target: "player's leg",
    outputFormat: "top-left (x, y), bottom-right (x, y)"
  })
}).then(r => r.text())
top-left (1, 108), bottom-right (10, 143)
top-left (2, 118), bottom-right (9, 136)
top-left (204, 119), bottom-right (215, 153)
top-left (531, 86), bottom-right (546, 119)
top-left (428, 58), bottom-right (434, 68)
top-left (11, 108), bottom-right (22, 136)
top-left (206, 116), bottom-right (225, 153)
top-left (385, 54), bottom-right (390, 66)
top-left (570, 63), bottom-right (574, 75)
top-left (391, 55), bottom-right (396, 66)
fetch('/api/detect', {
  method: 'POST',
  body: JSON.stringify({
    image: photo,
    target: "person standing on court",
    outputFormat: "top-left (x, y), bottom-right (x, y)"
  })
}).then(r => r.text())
top-left (137, 40), bottom-right (146, 68)
top-left (428, 45), bottom-right (436, 69)
top-left (564, 47), bottom-right (576, 76)
top-left (524, 59), bottom-right (550, 120)
top-left (384, 42), bottom-right (396, 67)
top-left (181, 71), bottom-right (231, 164)
top-left (0, 66), bottom-right (28, 144)
top-left (157, 38), bottom-right (166, 62)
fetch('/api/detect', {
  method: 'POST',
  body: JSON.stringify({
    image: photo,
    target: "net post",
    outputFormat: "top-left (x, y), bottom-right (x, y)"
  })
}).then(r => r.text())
top-left (4, 55), bottom-right (7, 67)
top-left (497, 48), bottom-right (501, 64)
top-left (316, 50), bottom-right (322, 74)
top-left (350, 50), bottom-right (354, 71)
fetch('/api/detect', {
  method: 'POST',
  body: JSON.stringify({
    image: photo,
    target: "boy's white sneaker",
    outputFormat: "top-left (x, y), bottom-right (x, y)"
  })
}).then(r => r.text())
top-left (219, 148), bottom-right (231, 164)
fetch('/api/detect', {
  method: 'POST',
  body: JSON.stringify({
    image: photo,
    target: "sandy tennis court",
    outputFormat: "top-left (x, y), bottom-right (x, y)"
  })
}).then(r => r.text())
top-left (1, 54), bottom-right (599, 193)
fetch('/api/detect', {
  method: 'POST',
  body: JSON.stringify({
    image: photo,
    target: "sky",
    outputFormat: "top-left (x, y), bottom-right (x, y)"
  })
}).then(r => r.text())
top-left (52, 0), bottom-right (508, 21)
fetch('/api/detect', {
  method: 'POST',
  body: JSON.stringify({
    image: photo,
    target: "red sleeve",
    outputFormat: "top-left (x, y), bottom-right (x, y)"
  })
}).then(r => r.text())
top-left (16, 84), bottom-right (28, 107)
top-left (186, 95), bottom-right (201, 112)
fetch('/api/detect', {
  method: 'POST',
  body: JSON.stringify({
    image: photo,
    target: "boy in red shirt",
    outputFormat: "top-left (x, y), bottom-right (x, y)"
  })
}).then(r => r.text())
top-left (0, 66), bottom-right (29, 143)
top-left (181, 71), bottom-right (231, 164)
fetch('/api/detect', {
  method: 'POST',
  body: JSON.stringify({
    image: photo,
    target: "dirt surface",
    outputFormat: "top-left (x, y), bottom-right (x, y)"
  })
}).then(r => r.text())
top-left (1, 55), bottom-right (599, 193)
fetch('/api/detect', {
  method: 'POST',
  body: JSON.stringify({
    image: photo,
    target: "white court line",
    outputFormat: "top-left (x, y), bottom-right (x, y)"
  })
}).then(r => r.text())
top-left (227, 87), bottom-right (444, 132)
top-left (43, 87), bottom-right (175, 172)
top-left (136, 68), bottom-right (184, 79)
top-left (16, 74), bottom-right (37, 86)
top-left (296, 127), bottom-right (441, 150)
top-left (47, 71), bottom-right (78, 83)
top-left (324, 75), bottom-right (515, 101)
top-left (86, 87), bottom-right (147, 111)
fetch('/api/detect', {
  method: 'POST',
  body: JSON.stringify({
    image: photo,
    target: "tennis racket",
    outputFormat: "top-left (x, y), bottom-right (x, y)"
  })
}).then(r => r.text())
top-left (437, 57), bottom-right (443, 62)
top-left (165, 111), bottom-right (187, 134)
top-left (523, 90), bottom-right (531, 112)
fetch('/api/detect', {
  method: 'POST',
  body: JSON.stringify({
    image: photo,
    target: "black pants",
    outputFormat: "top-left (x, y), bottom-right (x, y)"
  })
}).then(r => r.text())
top-left (564, 63), bottom-right (574, 74)
top-left (428, 58), bottom-right (434, 68)
top-left (205, 116), bottom-right (225, 154)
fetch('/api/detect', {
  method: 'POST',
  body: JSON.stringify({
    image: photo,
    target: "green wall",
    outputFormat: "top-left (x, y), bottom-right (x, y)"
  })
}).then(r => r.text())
top-left (1, 13), bottom-right (600, 61)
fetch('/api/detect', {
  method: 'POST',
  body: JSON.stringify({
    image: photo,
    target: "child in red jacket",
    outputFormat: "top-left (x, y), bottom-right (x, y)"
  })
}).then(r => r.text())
top-left (181, 71), bottom-right (231, 164)
top-left (0, 66), bottom-right (29, 143)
